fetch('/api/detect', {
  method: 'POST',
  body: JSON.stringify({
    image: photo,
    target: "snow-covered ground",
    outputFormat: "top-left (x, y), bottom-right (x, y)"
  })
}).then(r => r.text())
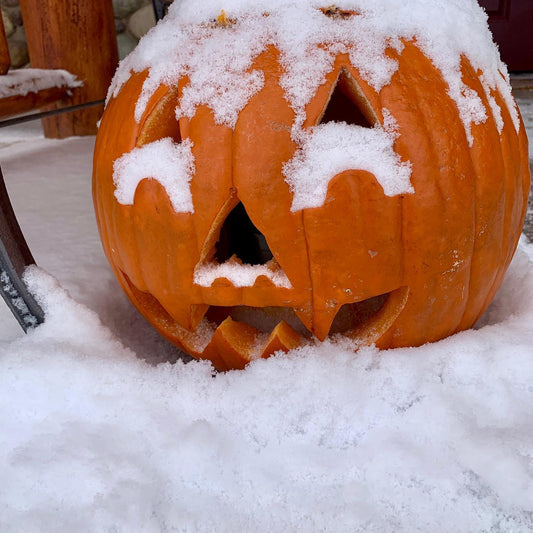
top-left (0, 98), bottom-right (531, 531)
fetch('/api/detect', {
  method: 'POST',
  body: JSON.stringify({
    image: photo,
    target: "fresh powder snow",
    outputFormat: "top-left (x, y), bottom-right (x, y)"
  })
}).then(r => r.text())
top-left (0, 0), bottom-right (532, 529)
top-left (0, 68), bottom-right (82, 99)
top-left (0, 94), bottom-right (532, 533)
top-left (285, 111), bottom-right (413, 211)
top-left (194, 260), bottom-right (293, 288)
top-left (109, 0), bottom-right (519, 140)
top-left (113, 137), bottom-right (195, 213)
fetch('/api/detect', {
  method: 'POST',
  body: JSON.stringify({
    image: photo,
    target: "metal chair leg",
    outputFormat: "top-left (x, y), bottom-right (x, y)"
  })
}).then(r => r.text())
top-left (0, 166), bottom-right (44, 330)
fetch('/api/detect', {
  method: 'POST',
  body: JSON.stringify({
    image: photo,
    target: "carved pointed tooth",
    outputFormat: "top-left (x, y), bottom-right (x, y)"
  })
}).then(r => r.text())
top-left (157, 297), bottom-right (208, 331)
top-left (350, 286), bottom-right (409, 347)
top-left (199, 340), bottom-right (230, 372)
top-left (293, 307), bottom-right (314, 337)
top-left (209, 316), bottom-right (262, 370)
top-left (260, 321), bottom-right (302, 358)
top-left (189, 303), bottom-right (209, 330)
top-left (310, 302), bottom-right (343, 341)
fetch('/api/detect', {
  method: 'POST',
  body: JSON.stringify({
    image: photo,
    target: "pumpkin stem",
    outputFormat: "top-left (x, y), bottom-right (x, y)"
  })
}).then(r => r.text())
top-left (320, 6), bottom-right (358, 18)
top-left (216, 10), bottom-right (236, 27)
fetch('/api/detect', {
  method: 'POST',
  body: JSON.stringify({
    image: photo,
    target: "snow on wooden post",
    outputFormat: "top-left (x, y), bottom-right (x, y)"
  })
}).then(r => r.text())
top-left (19, 0), bottom-right (118, 138)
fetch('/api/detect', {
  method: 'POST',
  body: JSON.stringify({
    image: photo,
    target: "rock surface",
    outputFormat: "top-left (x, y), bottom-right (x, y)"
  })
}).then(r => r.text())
top-left (1, 8), bottom-right (14, 37)
top-left (117, 31), bottom-right (138, 60)
top-left (127, 4), bottom-right (156, 40)
top-left (112, 0), bottom-right (144, 20)
top-left (7, 25), bottom-right (27, 68)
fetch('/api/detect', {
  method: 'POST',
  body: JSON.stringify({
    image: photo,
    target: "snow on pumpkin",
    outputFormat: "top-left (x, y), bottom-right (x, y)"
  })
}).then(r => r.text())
top-left (113, 138), bottom-right (195, 213)
top-left (94, 0), bottom-right (530, 371)
top-left (284, 111), bottom-right (413, 211)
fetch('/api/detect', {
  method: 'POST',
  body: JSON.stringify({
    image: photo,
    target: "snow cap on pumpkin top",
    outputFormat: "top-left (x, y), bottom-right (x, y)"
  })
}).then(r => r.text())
top-left (109, 0), bottom-right (519, 143)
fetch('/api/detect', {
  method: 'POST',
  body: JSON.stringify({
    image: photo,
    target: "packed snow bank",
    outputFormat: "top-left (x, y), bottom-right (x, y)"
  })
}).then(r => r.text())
top-left (1, 240), bottom-right (532, 531)
top-left (1, 60), bottom-right (532, 533)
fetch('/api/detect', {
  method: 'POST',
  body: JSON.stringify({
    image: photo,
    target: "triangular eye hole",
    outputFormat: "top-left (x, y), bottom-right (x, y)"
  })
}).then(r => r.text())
top-left (215, 202), bottom-right (274, 265)
top-left (319, 68), bottom-right (376, 128)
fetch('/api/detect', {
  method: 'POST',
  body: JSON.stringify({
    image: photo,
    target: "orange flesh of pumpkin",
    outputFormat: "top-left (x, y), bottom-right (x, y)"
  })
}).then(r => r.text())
top-left (93, 40), bottom-right (530, 371)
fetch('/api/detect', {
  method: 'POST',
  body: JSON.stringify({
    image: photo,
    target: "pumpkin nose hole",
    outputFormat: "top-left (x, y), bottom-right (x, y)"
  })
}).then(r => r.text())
top-left (215, 202), bottom-right (273, 265)
top-left (320, 68), bottom-right (376, 127)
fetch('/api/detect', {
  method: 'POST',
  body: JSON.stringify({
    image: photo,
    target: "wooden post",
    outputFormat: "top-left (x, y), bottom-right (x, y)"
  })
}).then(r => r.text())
top-left (0, 14), bottom-right (10, 75)
top-left (19, 0), bottom-right (118, 138)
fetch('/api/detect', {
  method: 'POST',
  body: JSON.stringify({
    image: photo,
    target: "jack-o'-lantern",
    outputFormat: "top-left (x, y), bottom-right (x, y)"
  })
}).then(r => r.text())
top-left (93, 1), bottom-right (530, 370)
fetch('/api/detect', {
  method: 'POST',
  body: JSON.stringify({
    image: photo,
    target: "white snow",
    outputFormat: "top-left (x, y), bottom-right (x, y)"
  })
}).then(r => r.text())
top-left (194, 260), bottom-right (292, 288)
top-left (0, 54), bottom-right (532, 533)
top-left (0, 105), bottom-right (532, 531)
top-left (109, 0), bottom-right (519, 143)
top-left (0, 68), bottom-right (82, 98)
top-left (285, 111), bottom-right (413, 211)
top-left (113, 137), bottom-right (195, 212)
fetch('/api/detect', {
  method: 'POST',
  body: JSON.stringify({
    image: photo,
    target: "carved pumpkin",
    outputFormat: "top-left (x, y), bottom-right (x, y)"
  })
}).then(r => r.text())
top-left (93, 3), bottom-right (530, 371)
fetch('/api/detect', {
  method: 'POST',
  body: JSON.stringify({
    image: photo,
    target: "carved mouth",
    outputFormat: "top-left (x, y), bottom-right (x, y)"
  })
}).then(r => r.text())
top-left (120, 271), bottom-right (409, 371)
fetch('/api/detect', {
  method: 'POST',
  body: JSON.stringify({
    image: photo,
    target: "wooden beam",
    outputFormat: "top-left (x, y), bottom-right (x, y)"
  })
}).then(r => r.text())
top-left (0, 86), bottom-right (73, 120)
top-left (0, 12), bottom-right (10, 75)
top-left (19, 0), bottom-right (118, 138)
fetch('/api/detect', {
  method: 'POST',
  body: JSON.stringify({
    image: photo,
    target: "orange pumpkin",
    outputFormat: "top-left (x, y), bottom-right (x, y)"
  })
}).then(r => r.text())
top-left (93, 7), bottom-right (530, 371)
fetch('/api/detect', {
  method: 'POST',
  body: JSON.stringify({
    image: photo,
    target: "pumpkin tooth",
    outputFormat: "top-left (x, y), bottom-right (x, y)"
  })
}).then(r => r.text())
top-left (156, 298), bottom-right (208, 332)
top-left (189, 303), bottom-right (210, 330)
top-left (348, 286), bottom-right (409, 346)
top-left (204, 316), bottom-right (263, 370)
top-left (260, 321), bottom-right (302, 358)
top-left (311, 302), bottom-right (343, 341)
top-left (293, 307), bottom-right (314, 337)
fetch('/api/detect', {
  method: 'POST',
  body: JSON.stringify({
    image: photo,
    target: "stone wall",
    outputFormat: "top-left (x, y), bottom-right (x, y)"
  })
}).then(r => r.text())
top-left (0, 0), bottom-right (161, 69)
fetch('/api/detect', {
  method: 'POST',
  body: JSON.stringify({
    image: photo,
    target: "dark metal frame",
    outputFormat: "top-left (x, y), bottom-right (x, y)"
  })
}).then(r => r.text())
top-left (0, 166), bottom-right (44, 330)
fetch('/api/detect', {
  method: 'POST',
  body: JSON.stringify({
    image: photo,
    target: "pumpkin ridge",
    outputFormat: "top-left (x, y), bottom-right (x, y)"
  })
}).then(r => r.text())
top-left (452, 59), bottom-right (483, 331)
top-left (300, 57), bottom-right (390, 339)
top-left (95, 72), bottom-right (150, 282)
top-left (478, 88), bottom-right (529, 317)
top-left (422, 56), bottom-right (475, 336)
top-left (456, 58), bottom-right (504, 330)
top-left (388, 42), bottom-right (474, 342)
top-left (295, 209), bottom-right (314, 335)
top-left (488, 93), bottom-right (516, 306)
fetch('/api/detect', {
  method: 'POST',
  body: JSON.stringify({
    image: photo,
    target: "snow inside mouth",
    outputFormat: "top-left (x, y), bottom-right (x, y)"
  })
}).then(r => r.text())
top-left (193, 200), bottom-right (293, 289)
top-left (194, 260), bottom-right (292, 289)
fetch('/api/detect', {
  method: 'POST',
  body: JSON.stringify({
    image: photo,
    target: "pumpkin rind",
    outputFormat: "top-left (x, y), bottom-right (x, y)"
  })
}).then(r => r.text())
top-left (93, 15), bottom-right (530, 370)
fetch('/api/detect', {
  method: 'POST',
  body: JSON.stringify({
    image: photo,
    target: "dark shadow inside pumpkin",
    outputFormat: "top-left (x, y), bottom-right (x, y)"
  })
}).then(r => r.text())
top-left (329, 294), bottom-right (389, 334)
top-left (319, 68), bottom-right (377, 127)
top-left (215, 202), bottom-right (273, 265)
top-left (205, 305), bottom-right (310, 336)
top-left (204, 292), bottom-right (390, 338)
